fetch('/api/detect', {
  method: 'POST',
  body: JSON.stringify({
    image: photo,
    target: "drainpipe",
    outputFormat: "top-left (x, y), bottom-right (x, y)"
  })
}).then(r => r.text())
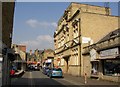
top-left (78, 18), bottom-right (81, 76)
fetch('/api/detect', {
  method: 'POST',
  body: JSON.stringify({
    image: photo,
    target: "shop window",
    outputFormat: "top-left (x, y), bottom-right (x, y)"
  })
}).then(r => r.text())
top-left (103, 59), bottom-right (120, 76)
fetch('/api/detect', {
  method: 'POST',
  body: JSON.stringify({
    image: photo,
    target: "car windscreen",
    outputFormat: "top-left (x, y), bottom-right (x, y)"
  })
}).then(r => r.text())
top-left (53, 68), bottom-right (62, 71)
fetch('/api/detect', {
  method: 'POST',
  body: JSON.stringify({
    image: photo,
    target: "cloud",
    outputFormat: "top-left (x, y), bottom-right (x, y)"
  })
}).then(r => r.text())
top-left (26, 19), bottom-right (39, 28)
top-left (26, 19), bottom-right (57, 29)
top-left (37, 35), bottom-right (53, 42)
top-left (20, 35), bottom-right (54, 51)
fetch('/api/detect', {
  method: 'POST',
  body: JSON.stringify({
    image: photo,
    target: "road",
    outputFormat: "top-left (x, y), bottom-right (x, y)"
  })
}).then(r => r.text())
top-left (11, 70), bottom-right (82, 87)
top-left (11, 70), bottom-right (119, 87)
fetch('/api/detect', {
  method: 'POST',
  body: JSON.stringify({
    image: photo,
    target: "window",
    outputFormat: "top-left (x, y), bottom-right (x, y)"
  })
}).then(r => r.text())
top-left (103, 59), bottom-right (120, 76)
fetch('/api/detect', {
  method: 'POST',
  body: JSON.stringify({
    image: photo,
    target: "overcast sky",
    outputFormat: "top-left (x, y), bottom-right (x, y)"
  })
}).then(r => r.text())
top-left (12, 2), bottom-right (119, 52)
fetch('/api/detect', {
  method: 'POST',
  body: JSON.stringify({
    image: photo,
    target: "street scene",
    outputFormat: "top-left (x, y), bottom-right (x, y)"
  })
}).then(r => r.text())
top-left (0, 1), bottom-right (120, 87)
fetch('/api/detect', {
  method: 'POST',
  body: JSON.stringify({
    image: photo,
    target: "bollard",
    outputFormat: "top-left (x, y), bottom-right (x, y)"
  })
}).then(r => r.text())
top-left (84, 73), bottom-right (87, 84)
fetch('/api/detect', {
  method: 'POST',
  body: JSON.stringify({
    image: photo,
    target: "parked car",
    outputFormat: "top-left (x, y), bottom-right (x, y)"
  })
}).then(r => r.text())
top-left (31, 64), bottom-right (40, 71)
top-left (34, 65), bottom-right (40, 71)
top-left (42, 67), bottom-right (50, 75)
top-left (10, 67), bottom-right (16, 77)
top-left (10, 69), bottom-right (15, 76)
top-left (28, 64), bottom-right (40, 71)
top-left (10, 65), bottom-right (17, 77)
top-left (47, 68), bottom-right (63, 78)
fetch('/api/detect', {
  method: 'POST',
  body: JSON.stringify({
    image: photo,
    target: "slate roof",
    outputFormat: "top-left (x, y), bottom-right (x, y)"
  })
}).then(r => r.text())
top-left (97, 28), bottom-right (120, 43)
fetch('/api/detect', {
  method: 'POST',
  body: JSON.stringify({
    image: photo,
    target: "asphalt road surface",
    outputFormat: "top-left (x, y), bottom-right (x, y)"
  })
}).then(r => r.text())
top-left (11, 70), bottom-right (80, 87)
top-left (11, 70), bottom-right (119, 87)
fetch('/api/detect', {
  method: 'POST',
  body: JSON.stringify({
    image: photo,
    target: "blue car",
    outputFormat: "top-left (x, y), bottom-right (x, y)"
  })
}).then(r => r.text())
top-left (48, 68), bottom-right (63, 78)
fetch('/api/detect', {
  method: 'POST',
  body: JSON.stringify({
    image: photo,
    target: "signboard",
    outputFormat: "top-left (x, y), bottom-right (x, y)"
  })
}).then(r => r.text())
top-left (82, 37), bottom-right (93, 44)
top-left (100, 48), bottom-right (119, 57)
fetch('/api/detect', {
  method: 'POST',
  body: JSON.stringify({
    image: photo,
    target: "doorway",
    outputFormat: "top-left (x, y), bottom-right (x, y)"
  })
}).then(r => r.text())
top-left (64, 57), bottom-right (69, 73)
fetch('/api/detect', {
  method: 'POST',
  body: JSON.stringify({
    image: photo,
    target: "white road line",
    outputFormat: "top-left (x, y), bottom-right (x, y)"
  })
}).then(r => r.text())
top-left (29, 72), bottom-right (34, 87)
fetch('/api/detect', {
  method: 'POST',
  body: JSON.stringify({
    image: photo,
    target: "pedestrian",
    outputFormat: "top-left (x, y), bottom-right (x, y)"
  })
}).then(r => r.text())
top-left (84, 73), bottom-right (87, 84)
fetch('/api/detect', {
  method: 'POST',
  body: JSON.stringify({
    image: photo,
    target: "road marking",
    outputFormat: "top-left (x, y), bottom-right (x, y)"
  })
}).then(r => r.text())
top-left (29, 72), bottom-right (34, 87)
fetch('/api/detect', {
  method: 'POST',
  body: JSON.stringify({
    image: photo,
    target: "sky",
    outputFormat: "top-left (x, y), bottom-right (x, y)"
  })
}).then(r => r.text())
top-left (12, 2), bottom-right (119, 52)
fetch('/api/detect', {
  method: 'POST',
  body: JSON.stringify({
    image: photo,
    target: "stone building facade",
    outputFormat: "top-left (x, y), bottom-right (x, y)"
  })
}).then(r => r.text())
top-left (27, 49), bottom-right (42, 65)
top-left (54, 2), bottom-right (119, 77)
top-left (82, 29), bottom-right (120, 82)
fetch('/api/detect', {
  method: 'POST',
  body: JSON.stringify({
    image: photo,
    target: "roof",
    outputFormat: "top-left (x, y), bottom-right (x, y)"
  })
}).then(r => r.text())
top-left (38, 50), bottom-right (44, 54)
top-left (97, 28), bottom-right (120, 43)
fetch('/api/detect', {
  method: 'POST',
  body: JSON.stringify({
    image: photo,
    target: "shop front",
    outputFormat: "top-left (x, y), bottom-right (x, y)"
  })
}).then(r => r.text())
top-left (98, 47), bottom-right (120, 82)
top-left (83, 28), bottom-right (120, 82)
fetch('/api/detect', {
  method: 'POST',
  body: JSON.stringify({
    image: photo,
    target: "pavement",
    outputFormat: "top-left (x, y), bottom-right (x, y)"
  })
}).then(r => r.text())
top-left (63, 73), bottom-right (120, 86)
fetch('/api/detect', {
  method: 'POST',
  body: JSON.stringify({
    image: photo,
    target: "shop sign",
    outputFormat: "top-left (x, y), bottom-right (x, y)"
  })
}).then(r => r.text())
top-left (82, 37), bottom-right (91, 43)
top-left (82, 37), bottom-right (93, 45)
top-left (100, 48), bottom-right (119, 57)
